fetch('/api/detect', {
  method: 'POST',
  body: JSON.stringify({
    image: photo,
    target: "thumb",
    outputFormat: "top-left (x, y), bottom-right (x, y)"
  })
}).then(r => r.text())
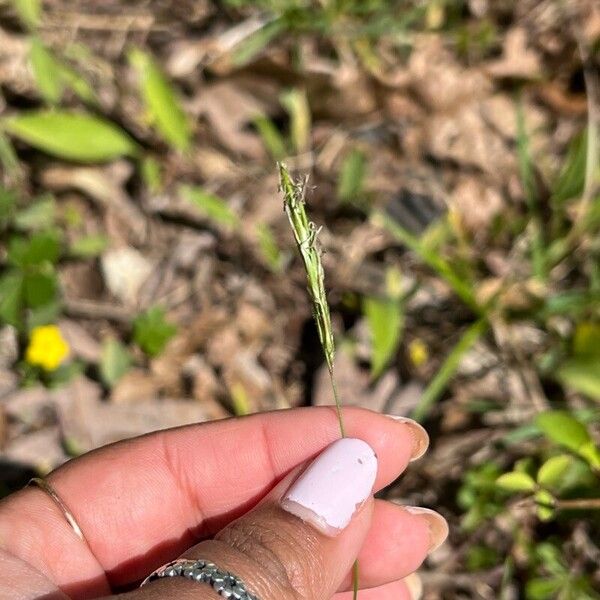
top-left (138, 438), bottom-right (377, 600)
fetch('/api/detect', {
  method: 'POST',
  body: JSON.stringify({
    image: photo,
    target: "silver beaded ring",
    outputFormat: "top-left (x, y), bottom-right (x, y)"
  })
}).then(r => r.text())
top-left (140, 558), bottom-right (260, 600)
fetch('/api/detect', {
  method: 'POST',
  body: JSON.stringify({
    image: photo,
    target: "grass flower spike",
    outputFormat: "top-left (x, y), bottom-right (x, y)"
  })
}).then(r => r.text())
top-left (279, 163), bottom-right (345, 436)
top-left (26, 324), bottom-right (69, 371)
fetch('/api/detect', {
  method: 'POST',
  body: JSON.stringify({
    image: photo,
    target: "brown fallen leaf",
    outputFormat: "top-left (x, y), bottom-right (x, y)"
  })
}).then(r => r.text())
top-left (485, 28), bottom-right (543, 80)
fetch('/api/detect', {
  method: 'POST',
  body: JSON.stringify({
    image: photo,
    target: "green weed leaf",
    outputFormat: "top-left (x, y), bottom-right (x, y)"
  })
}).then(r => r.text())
top-left (0, 188), bottom-right (17, 229)
top-left (364, 295), bottom-right (403, 379)
top-left (29, 38), bottom-right (63, 104)
top-left (557, 359), bottom-right (600, 401)
top-left (338, 149), bottom-right (366, 202)
top-left (181, 185), bottom-right (239, 228)
top-left (23, 271), bottom-right (57, 308)
top-left (129, 49), bottom-right (191, 151)
top-left (3, 111), bottom-right (138, 162)
top-left (253, 114), bottom-right (287, 160)
top-left (14, 196), bottom-right (55, 230)
top-left (0, 271), bottom-right (24, 327)
top-left (537, 454), bottom-right (573, 489)
top-left (256, 223), bottom-right (283, 272)
top-left (552, 129), bottom-right (587, 205)
top-left (11, 0), bottom-right (40, 29)
top-left (133, 306), bottom-right (177, 358)
top-left (496, 471), bottom-right (536, 493)
top-left (69, 234), bottom-right (108, 258)
top-left (100, 338), bottom-right (131, 387)
top-left (233, 18), bottom-right (285, 66)
top-left (535, 489), bottom-right (555, 521)
top-left (280, 88), bottom-right (311, 154)
top-left (8, 231), bottom-right (61, 267)
top-left (526, 577), bottom-right (562, 600)
top-left (536, 410), bottom-right (593, 452)
top-left (573, 322), bottom-right (600, 358)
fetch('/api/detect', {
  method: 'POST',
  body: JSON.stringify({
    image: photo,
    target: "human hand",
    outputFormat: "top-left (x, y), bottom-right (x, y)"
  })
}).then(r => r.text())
top-left (0, 407), bottom-right (447, 600)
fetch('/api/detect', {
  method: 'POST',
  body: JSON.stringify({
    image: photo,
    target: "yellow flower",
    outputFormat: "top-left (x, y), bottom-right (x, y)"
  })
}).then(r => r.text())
top-left (25, 325), bottom-right (70, 371)
top-left (408, 338), bottom-right (429, 368)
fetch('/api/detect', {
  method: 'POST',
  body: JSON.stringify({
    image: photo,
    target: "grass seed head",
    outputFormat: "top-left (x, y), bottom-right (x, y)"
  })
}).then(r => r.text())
top-left (278, 162), bottom-right (335, 371)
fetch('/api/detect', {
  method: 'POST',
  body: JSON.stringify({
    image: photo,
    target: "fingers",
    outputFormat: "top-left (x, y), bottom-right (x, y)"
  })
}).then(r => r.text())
top-left (0, 407), bottom-right (426, 593)
top-left (335, 574), bottom-right (423, 600)
top-left (139, 438), bottom-right (379, 600)
top-left (337, 500), bottom-right (447, 591)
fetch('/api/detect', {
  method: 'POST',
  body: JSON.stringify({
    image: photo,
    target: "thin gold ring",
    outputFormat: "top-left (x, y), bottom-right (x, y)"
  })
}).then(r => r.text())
top-left (28, 477), bottom-right (86, 542)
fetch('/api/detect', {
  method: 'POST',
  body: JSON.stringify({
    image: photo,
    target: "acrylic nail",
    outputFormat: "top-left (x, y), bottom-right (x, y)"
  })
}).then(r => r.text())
top-left (404, 572), bottom-right (423, 600)
top-left (403, 506), bottom-right (449, 552)
top-left (385, 415), bottom-right (430, 461)
top-left (280, 438), bottom-right (378, 536)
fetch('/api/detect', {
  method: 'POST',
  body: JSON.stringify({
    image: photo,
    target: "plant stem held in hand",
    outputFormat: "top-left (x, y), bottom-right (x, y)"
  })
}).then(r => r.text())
top-left (279, 163), bottom-right (360, 598)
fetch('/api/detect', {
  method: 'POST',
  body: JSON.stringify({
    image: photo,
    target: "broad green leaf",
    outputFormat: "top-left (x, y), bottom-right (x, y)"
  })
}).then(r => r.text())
top-left (256, 223), bottom-right (283, 272)
top-left (69, 234), bottom-right (108, 258)
top-left (3, 111), bottom-right (138, 163)
top-left (29, 38), bottom-right (63, 104)
top-left (578, 440), bottom-right (600, 470)
top-left (23, 271), bottom-right (57, 308)
top-left (537, 454), bottom-right (573, 489)
top-left (133, 306), bottom-right (177, 358)
top-left (280, 88), bottom-right (311, 154)
top-left (8, 231), bottom-right (61, 267)
top-left (557, 358), bottom-right (600, 401)
top-left (536, 410), bottom-right (592, 452)
top-left (552, 129), bottom-right (587, 205)
top-left (26, 300), bottom-right (60, 330)
top-left (253, 114), bottom-right (287, 160)
top-left (573, 322), bottom-right (600, 357)
top-left (364, 295), bottom-right (403, 378)
top-left (0, 271), bottom-right (24, 327)
top-left (338, 149), bottom-right (366, 202)
top-left (129, 49), bottom-right (190, 151)
top-left (526, 577), bottom-right (562, 600)
top-left (11, 0), bottom-right (40, 29)
top-left (100, 338), bottom-right (131, 387)
top-left (14, 196), bottom-right (55, 230)
top-left (181, 185), bottom-right (239, 228)
top-left (496, 471), bottom-right (536, 493)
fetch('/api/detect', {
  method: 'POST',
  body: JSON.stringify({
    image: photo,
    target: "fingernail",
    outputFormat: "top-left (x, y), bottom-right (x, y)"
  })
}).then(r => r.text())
top-left (386, 415), bottom-right (430, 461)
top-left (404, 572), bottom-right (423, 600)
top-left (403, 506), bottom-right (449, 552)
top-left (281, 438), bottom-right (378, 536)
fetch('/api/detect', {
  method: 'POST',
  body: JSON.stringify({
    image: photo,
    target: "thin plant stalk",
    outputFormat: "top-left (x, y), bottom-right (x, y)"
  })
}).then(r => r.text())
top-left (279, 163), bottom-right (358, 595)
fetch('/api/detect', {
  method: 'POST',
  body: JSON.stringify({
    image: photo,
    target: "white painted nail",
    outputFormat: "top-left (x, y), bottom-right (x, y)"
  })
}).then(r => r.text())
top-left (280, 438), bottom-right (377, 536)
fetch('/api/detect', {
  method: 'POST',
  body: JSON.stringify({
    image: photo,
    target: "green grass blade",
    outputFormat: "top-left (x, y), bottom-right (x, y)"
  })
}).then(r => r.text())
top-left (412, 318), bottom-right (488, 421)
top-left (372, 210), bottom-right (481, 313)
top-left (516, 100), bottom-right (546, 281)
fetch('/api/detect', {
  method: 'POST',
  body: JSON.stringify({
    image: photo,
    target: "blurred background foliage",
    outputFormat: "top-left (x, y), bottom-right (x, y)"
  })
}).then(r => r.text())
top-left (0, 0), bottom-right (599, 597)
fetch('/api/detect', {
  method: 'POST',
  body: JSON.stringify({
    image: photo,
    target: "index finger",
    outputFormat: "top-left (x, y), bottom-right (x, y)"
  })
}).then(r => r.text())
top-left (0, 407), bottom-right (424, 593)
